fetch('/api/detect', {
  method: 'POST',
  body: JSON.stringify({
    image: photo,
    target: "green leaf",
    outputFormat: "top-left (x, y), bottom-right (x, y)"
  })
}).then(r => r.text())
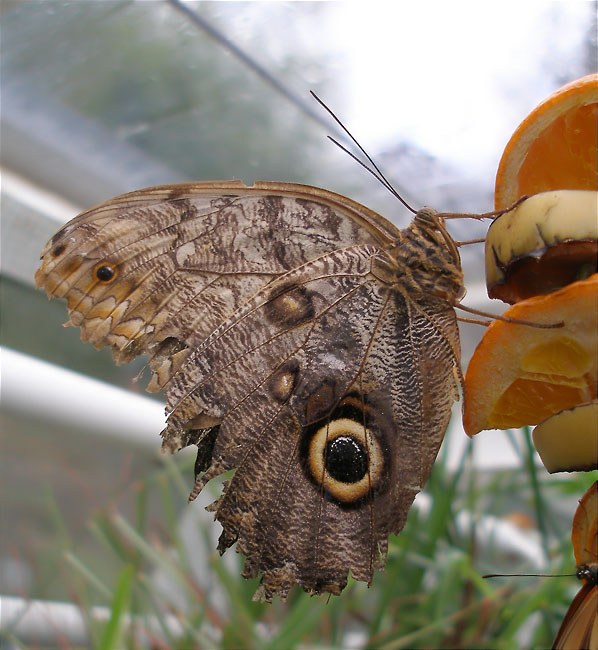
top-left (98, 564), bottom-right (135, 650)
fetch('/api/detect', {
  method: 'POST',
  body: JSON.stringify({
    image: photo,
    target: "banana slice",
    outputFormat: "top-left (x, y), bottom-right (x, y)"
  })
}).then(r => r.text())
top-left (486, 190), bottom-right (598, 304)
top-left (532, 401), bottom-right (598, 473)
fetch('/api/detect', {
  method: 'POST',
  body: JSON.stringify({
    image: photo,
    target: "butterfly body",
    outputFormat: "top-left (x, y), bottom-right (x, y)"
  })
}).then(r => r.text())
top-left (36, 181), bottom-right (463, 600)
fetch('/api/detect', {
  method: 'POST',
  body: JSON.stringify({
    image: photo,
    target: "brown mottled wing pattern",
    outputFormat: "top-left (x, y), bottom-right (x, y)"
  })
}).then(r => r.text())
top-left (36, 181), bottom-right (463, 600)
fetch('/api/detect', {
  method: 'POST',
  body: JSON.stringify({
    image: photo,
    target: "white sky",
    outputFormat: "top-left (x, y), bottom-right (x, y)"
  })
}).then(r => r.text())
top-left (326, 1), bottom-right (591, 180)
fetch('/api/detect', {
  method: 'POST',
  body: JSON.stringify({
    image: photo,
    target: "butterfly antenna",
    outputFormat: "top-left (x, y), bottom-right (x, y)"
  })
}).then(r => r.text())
top-left (326, 135), bottom-right (410, 206)
top-left (483, 573), bottom-right (575, 579)
top-left (310, 91), bottom-right (417, 214)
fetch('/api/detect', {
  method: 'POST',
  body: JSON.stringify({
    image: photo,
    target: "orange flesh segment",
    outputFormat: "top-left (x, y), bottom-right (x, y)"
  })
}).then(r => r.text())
top-left (492, 380), bottom-right (591, 430)
top-left (495, 74), bottom-right (598, 209)
top-left (463, 275), bottom-right (598, 435)
top-left (516, 102), bottom-right (598, 197)
top-left (521, 338), bottom-right (593, 378)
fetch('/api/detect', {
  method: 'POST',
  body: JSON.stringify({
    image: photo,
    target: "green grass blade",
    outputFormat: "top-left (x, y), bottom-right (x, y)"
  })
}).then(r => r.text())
top-left (98, 564), bottom-right (134, 650)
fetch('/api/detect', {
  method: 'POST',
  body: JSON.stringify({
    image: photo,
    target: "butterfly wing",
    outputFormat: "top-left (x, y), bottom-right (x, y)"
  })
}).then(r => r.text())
top-left (553, 583), bottom-right (598, 650)
top-left (572, 482), bottom-right (598, 569)
top-left (554, 482), bottom-right (598, 650)
top-left (36, 181), bottom-right (462, 599)
top-left (36, 181), bottom-right (396, 371)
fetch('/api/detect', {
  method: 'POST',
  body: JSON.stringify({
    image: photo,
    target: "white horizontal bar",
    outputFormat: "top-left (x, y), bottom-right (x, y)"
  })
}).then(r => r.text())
top-left (1, 165), bottom-right (83, 225)
top-left (0, 594), bottom-right (184, 646)
top-left (2, 347), bottom-right (165, 453)
top-left (2, 346), bottom-right (535, 470)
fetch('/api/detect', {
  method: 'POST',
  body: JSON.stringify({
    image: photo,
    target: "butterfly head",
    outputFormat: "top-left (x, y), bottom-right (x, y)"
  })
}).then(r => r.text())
top-left (576, 563), bottom-right (598, 585)
top-left (414, 207), bottom-right (461, 266)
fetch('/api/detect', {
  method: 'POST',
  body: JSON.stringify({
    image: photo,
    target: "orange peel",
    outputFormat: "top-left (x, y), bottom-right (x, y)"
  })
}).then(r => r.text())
top-left (495, 74), bottom-right (598, 210)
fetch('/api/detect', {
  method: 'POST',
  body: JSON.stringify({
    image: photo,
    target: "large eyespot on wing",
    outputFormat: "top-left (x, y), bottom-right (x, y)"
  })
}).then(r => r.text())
top-left (300, 393), bottom-right (389, 506)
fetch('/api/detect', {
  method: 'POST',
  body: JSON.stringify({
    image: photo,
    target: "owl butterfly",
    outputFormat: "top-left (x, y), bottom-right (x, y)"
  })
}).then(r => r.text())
top-left (553, 481), bottom-right (598, 650)
top-left (36, 180), bottom-right (466, 601)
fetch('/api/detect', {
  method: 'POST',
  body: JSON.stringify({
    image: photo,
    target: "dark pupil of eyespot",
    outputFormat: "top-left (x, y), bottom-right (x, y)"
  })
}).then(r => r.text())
top-left (325, 436), bottom-right (368, 483)
top-left (96, 265), bottom-right (114, 281)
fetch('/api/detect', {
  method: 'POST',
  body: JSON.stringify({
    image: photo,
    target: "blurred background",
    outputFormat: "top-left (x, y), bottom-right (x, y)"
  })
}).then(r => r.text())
top-left (1, 1), bottom-right (596, 647)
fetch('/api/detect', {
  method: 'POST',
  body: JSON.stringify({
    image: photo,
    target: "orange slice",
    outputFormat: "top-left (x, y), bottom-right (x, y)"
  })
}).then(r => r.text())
top-left (463, 275), bottom-right (598, 436)
top-left (495, 74), bottom-right (598, 210)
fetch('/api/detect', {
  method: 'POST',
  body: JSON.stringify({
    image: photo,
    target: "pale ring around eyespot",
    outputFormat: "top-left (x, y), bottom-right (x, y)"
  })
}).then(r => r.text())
top-left (307, 417), bottom-right (384, 503)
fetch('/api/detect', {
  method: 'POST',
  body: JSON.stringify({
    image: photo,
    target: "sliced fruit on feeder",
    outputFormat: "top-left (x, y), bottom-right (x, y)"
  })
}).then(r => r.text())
top-left (494, 74), bottom-right (598, 211)
top-left (485, 190), bottom-right (597, 304)
top-left (463, 275), bottom-right (598, 436)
